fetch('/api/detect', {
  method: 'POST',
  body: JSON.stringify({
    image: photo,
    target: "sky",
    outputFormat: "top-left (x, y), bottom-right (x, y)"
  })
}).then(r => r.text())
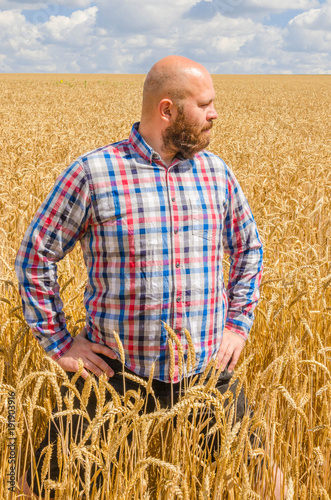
top-left (0, 0), bottom-right (330, 73)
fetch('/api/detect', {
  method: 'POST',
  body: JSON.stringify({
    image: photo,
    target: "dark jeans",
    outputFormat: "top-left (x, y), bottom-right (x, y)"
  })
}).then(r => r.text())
top-left (27, 355), bottom-right (250, 497)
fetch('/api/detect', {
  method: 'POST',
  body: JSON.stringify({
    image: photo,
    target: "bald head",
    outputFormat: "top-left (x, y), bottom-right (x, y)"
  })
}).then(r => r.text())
top-left (142, 55), bottom-right (211, 117)
top-left (138, 56), bottom-right (217, 165)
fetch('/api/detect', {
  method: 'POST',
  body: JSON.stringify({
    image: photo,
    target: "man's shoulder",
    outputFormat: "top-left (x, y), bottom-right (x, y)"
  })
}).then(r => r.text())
top-left (70, 137), bottom-right (136, 182)
top-left (78, 137), bottom-right (131, 164)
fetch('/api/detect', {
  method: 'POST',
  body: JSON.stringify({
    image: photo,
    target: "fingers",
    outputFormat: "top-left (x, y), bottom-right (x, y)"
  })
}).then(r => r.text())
top-left (227, 349), bottom-right (240, 373)
top-left (83, 358), bottom-right (114, 379)
top-left (91, 342), bottom-right (118, 360)
top-left (217, 343), bottom-right (239, 373)
top-left (76, 327), bottom-right (118, 360)
top-left (59, 354), bottom-right (115, 380)
top-left (57, 356), bottom-right (90, 379)
top-left (217, 345), bottom-right (233, 372)
top-left (57, 334), bottom-right (119, 380)
top-left (217, 328), bottom-right (245, 373)
top-left (81, 352), bottom-right (115, 379)
top-left (78, 366), bottom-right (90, 380)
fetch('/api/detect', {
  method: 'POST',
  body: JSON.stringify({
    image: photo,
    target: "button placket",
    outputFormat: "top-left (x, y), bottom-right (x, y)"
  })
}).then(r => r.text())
top-left (167, 168), bottom-right (183, 333)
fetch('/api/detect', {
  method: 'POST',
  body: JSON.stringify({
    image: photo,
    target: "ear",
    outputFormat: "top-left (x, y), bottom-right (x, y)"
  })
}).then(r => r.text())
top-left (159, 98), bottom-right (175, 123)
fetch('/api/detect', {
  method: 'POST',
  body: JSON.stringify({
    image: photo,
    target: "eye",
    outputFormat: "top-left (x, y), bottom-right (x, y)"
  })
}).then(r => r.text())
top-left (199, 100), bottom-right (213, 108)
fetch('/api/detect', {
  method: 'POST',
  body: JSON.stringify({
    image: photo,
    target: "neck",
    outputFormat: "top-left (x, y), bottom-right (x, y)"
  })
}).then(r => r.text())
top-left (138, 121), bottom-right (176, 167)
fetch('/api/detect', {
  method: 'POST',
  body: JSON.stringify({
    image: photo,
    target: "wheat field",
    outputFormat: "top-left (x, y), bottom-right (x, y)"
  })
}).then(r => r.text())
top-left (0, 74), bottom-right (330, 499)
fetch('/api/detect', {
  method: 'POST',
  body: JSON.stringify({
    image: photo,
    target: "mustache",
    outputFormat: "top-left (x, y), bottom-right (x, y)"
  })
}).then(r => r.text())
top-left (202, 122), bottom-right (213, 132)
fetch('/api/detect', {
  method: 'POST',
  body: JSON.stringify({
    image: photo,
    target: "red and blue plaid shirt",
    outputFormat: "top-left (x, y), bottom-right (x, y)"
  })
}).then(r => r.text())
top-left (15, 123), bottom-right (263, 382)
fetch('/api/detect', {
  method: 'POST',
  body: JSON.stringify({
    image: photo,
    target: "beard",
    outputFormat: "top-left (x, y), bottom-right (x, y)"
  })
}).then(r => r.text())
top-left (162, 106), bottom-right (213, 160)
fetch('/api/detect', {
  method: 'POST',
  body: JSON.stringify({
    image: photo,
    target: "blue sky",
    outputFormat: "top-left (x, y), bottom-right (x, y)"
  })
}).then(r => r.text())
top-left (0, 0), bottom-right (330, 73)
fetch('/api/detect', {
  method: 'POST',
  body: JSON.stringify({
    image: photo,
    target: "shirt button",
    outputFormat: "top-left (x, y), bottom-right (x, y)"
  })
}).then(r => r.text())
top-left (176, 296), bottom-right (181, 303)
top-left (175, 262), bottom-right (180, 268)
top-left (174, 228), bottom-right (178, 234)
top-left (171, 197), bottom-right (175, 202)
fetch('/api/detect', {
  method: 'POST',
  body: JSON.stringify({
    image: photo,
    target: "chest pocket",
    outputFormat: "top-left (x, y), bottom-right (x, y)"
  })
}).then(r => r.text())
top-left (91, 191), bottom-right (138, 226)
top-left (189, 195), bottom-right (223, 242)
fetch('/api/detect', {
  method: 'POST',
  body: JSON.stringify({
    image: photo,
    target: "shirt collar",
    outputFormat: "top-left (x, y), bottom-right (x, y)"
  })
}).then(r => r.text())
top-left (129, 122), bottom-right (159, 164)
top-left (129, 122), bottom-right (186, 166)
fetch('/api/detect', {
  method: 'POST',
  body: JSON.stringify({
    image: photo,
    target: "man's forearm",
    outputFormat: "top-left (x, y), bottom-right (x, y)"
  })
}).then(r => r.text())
top-left (15, 258), bottom-right (74, 358)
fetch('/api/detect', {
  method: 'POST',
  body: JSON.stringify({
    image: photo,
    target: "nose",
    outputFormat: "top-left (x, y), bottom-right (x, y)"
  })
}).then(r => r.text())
top-left (207, 104), bottom-right (218, 121)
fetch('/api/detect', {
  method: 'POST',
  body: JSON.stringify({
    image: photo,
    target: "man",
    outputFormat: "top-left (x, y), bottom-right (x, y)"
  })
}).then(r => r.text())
top-left (15, 56), bottom-right (274, 497)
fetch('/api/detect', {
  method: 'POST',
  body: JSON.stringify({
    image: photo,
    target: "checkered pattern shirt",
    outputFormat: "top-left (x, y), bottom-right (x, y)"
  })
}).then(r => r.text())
top-left (15, 122), bottom-right (263, 382)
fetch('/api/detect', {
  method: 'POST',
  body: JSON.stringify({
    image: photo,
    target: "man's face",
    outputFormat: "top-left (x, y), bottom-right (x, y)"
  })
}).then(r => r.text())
top-left (162, 73), bottom-right (218, 160)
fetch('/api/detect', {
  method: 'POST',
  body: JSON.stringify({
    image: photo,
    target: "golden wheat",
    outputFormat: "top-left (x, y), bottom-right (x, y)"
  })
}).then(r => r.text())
top-left (0, 74), bottom-right (330, 498)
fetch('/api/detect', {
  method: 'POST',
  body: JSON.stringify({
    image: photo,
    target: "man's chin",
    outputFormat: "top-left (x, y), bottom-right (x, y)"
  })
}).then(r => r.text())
top-left (200, 135), bottom-right (211, 149)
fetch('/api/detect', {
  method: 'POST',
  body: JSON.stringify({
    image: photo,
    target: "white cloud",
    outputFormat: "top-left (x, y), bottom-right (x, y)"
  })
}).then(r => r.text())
top-left (57, 0), bottom-right (94, 6)
top-left (247, 0), bottom-right (319, 9)
top-left (43, 6), bottom-right (98, 44)
top-left (0, 1), bottom-right (44, 8)
top-left (96, 0), bottom-right (196, 35)
top-left (0, 1), bottom-right (330, 74)
top-left (0, 10), bottom-right (40, 50)
top-left (285, 2), bottom-right (331, 52)
top-left (0, 7), bottom-right (100, 71)
top-left (185, 0), bottom-right (320, 21)
top-left (125, 35), bottom-right (148, 48)
top-left (0, 0), bottom-right (93, 8)
top-left (289, 2), bottom-right (331, 30)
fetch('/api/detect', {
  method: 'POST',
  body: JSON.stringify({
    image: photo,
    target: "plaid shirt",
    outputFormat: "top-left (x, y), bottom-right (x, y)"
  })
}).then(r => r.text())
top-left (15, 123), bottom-right (263, 382)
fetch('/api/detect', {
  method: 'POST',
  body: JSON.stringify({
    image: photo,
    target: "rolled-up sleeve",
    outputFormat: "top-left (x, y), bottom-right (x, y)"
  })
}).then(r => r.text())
top-left (222, 166), bottom-right (263, 339)
top-left (14, 161), bottom-right (92, 359)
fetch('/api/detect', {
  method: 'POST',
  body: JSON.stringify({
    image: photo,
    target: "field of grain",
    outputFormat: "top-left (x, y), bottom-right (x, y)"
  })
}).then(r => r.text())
top-left (0, 74), bottom-right (330, 499)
